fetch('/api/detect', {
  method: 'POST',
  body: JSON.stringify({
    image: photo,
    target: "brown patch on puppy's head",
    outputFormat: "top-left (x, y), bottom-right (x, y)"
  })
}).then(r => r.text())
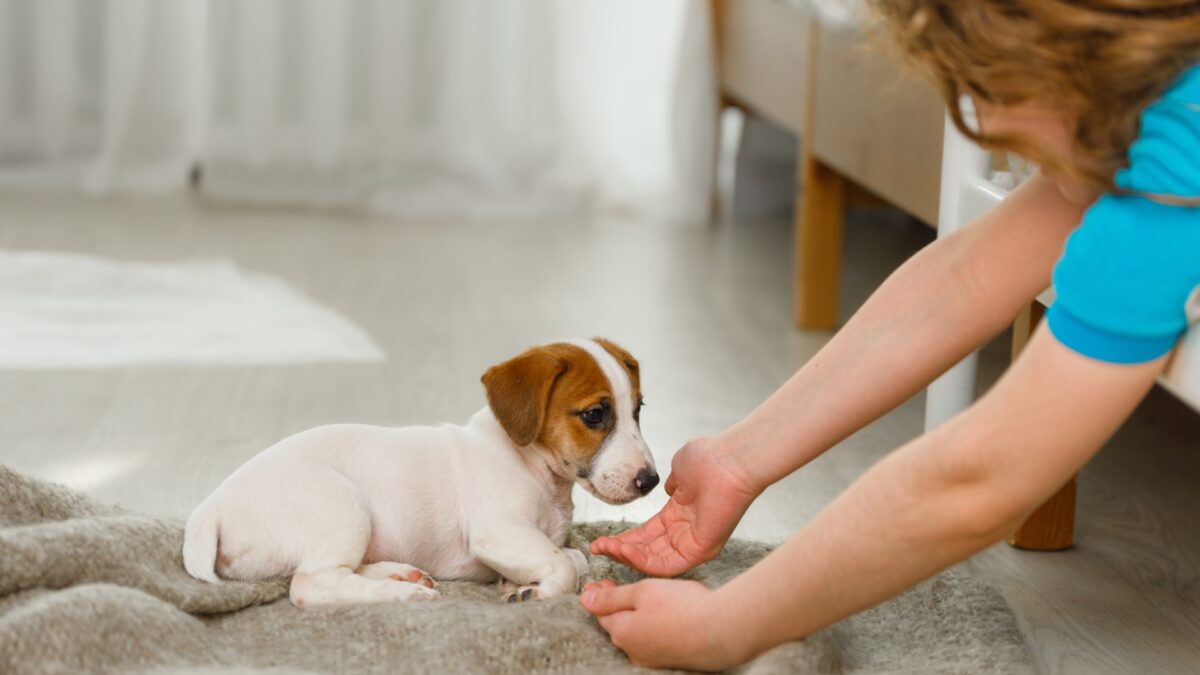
top-left (534, 343), bottom-right (615, 468)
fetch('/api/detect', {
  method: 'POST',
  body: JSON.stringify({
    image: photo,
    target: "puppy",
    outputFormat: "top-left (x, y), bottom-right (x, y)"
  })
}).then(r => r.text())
top-left (182, 338), bottom-right (657, 606)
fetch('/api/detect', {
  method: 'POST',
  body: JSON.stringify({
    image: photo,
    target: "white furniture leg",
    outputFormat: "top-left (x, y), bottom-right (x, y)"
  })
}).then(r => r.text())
top-left (924, 108), bottom-right (992, 431)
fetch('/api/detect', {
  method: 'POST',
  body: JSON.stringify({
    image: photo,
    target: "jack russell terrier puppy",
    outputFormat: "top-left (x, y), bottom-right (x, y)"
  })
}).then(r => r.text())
top-left (183, 338), bottom-right (657, 607)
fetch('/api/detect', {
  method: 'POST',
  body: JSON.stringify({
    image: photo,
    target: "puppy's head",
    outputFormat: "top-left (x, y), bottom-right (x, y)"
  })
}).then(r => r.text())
top-left (481, 338), bottom-right (657, 505)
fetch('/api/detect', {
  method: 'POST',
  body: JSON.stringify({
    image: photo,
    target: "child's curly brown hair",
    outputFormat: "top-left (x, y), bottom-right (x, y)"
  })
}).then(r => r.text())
top-left (868, 0), bottom-right (1200, 199)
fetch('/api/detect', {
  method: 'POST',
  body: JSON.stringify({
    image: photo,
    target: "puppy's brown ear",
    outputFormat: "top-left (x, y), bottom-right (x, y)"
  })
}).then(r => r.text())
top-left (481, 347), bottom-right (567, 447)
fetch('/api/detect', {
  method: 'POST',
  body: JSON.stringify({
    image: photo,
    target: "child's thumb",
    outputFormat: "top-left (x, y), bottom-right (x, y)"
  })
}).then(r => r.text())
top-left (581, 583), bottom-right (639, 616)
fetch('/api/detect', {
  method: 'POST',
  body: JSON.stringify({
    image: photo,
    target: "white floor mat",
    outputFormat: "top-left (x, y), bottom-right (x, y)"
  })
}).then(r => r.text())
top-left (0, 250), bottom-right (385, 368)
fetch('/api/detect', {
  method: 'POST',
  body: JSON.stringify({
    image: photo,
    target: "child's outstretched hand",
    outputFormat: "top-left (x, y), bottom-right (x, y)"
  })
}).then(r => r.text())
top-left (589, 436), bottom-right (759, 577)
top-left (581, 578), bottom-right (739, 671)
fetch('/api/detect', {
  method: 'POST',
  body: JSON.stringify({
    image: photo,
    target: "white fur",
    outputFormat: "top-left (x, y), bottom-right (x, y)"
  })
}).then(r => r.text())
top-left (182, 340), bottom-right (653, 607)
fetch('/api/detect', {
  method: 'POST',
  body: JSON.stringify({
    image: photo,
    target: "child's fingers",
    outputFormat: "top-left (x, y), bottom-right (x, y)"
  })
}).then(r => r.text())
top-left (580, 583), bottom-right (641, 616)
top-left (591, 536), bottom-right (644, 568)
top-left (590, 536), bottom-right (628, 562)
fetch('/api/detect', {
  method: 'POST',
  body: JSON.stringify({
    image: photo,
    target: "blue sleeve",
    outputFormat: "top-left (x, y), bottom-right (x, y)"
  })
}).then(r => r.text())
top-left (1047, 66), bottom-right (1200, 364)
top-left (1048, 197), bottom-right (1200, 363)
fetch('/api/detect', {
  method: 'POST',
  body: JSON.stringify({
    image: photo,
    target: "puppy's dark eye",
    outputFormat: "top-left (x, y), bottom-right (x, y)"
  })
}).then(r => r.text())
top-left (581, 406), bottom-right (605, 428)
top-left (634, 398), bottom-right (644, 422)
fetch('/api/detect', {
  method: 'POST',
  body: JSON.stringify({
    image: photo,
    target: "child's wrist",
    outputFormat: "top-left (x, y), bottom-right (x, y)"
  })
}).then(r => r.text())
top-left (703, 585), bottom-right (764, 667)
top-left (712, 425), bottom-right (776, 497)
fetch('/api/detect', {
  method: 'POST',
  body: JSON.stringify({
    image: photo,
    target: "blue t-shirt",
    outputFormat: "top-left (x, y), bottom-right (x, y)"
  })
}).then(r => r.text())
top-left (1047, 64), bottom-right (1200, 364)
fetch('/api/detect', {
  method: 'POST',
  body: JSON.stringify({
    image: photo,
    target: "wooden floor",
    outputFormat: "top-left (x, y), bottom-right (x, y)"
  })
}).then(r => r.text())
top-left (1, 191), bottom-right (1196, 673)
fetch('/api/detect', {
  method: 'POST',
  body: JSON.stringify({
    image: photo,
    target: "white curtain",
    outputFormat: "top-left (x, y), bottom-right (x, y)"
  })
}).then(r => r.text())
top-left (0, 0), bottom-right (716, 224)
top-left (0, 0), bottom-right (204, 193)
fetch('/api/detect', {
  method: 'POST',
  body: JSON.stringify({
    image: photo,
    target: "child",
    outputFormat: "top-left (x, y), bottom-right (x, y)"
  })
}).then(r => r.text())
top-left (580, 1), bottom-right (1200, 670)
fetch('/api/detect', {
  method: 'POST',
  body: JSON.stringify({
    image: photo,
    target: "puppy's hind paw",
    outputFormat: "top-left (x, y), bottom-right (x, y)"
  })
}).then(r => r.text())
top-left (357, 562), bottom-right (438, 589)
top-left (387, 580), bottom-right (440, 602)
top-left (410, 584), bottom-right (442, 601)
top-left (390, 569), bottom-right (438, 589)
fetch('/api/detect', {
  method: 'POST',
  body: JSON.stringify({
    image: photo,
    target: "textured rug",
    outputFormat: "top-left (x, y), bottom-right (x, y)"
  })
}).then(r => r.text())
top-left (0, 465), bottom-right (1035, 674)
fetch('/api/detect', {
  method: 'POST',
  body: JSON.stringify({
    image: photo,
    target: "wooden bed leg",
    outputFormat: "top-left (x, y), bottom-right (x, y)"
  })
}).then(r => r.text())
top-left (1010, 480), bottom-right (1076, 551)
top-left (793, 20), bottom-right (844, 331)
top-left (793, 151), bottom-right (845, 330)
top-left (1007, 301), bottom-right (1076, 551)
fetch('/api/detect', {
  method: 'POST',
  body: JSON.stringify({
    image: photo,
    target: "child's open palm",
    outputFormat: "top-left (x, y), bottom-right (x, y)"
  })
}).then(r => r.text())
top-left (589, 437), bottom-right (759, 577)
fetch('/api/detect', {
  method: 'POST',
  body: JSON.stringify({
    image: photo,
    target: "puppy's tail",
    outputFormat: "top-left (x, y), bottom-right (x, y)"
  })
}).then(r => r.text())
top-left (183, 499), bottom-right (222, 584)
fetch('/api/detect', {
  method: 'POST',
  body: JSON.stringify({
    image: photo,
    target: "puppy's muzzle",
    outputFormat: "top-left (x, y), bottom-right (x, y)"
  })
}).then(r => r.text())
top-left (633, 468), bottom-right (659, 495)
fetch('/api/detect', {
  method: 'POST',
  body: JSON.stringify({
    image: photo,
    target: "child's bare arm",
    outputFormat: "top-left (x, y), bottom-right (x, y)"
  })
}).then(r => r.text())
top-left (583, 326), bottom-right (1168, 670)
top-left (592, 173), bottom-right (1088, 577)
top-left (711, 325), bottom-right (1168, 663)
top-left (716, 174), bottom-right (1088, 493)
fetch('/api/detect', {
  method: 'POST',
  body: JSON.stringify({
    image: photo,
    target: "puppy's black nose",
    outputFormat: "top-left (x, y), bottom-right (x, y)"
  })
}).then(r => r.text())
top-left (634, 469), bottom-right (659, 495)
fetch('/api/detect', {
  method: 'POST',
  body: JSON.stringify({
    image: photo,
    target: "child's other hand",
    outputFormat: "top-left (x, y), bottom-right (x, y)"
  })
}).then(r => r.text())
top-left (589, 436), bottom-right (759, 577)
top-left (581, 578), bottom-right (739, 671)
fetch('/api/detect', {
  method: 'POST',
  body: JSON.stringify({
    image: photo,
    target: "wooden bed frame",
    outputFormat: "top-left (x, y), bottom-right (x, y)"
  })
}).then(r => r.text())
top-left (713, 0), bottom-right (943, 329)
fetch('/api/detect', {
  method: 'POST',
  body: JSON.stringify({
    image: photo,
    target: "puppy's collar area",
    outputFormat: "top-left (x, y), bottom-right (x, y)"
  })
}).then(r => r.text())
top-left (470, 408), bottom-right (574, 483)
top-left (523, 443), bottom-right (578, 511)
top-left (523, 444), bottom-right (577, 484)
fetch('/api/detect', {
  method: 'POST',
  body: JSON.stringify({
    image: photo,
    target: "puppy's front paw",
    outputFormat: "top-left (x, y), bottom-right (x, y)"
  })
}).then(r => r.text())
top-left (502, 581), bottom-right (540, 603)
top-left (564, 548), bottom-right (588, 577)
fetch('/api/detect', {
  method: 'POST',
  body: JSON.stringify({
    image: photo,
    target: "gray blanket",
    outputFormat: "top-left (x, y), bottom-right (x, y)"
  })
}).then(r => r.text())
top-left (0, 466), bottom-right (1035, 674)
